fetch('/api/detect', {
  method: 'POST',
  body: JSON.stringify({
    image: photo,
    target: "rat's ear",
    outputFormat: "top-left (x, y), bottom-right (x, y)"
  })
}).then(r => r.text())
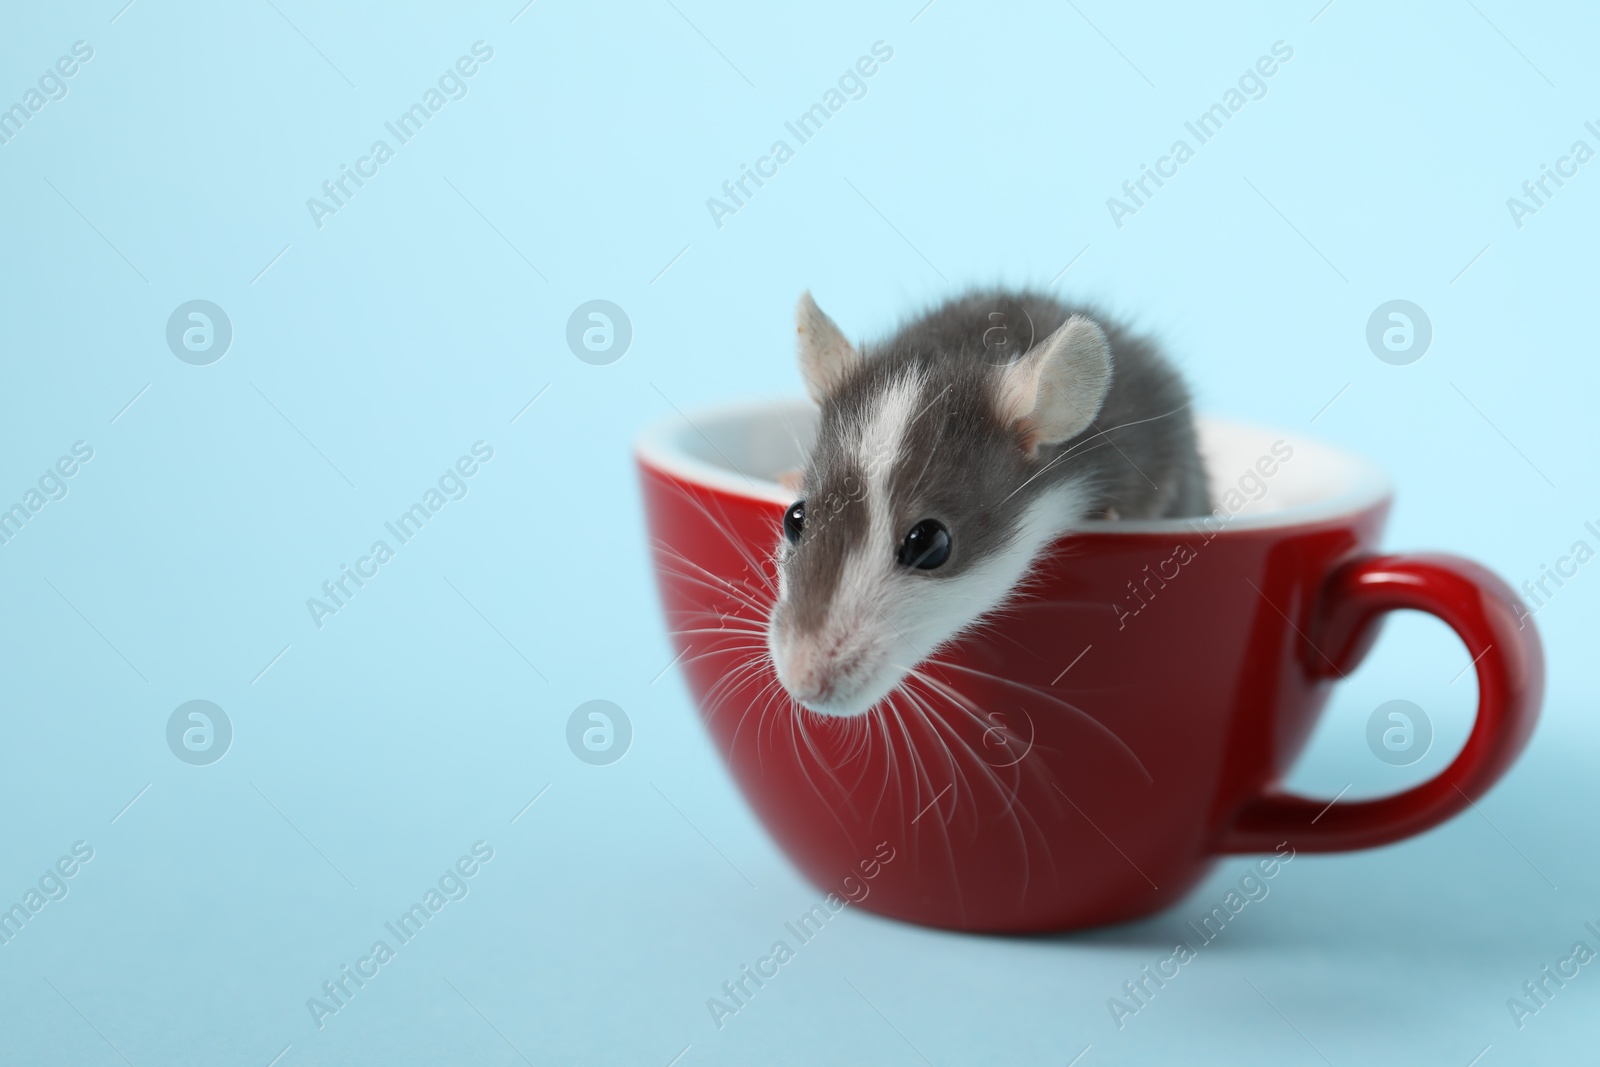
top-left (796, 291), bottom-right (860, 404)
top-left (995, 314), bottom-right (1113, 452)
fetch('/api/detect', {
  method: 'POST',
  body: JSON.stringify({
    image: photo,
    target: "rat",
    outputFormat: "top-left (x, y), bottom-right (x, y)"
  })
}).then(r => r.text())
top-left (766, 288), bottom-right (1209, 718)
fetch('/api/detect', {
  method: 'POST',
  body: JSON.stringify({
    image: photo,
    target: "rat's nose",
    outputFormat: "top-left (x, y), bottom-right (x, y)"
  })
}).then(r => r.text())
top-left (775, 637), bottom-right (835, 705)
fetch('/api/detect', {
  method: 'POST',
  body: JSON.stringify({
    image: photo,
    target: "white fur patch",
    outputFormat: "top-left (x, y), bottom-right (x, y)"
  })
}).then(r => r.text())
top-left (831, 368), bottom-right (924, 684)
top-left (852, 368), bottom-right (923, 522)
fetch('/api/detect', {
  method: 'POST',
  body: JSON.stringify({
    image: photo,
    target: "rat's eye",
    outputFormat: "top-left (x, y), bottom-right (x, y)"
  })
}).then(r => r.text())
top-left (783, 500), bottom-right (806, 544)
top-left (898, 519), bottom-right (951, 570)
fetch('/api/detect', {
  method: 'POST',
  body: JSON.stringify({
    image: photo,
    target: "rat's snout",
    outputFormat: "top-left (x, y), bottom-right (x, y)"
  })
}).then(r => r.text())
top-left (773, 638), bottom-right (836, 706)
top-left (768, 604), bottom-right (896, 718)
top-left (769, 617), bottom-right (845, 707)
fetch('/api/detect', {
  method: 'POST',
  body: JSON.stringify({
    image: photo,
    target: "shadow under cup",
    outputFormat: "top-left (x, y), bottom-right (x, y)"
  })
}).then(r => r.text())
top-left (636, 400), bottom-right (1543, 933)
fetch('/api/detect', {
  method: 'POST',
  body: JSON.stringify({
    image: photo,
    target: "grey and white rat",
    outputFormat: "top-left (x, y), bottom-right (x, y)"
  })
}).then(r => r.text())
top-left (767, 288), bottom-right (1209, 718)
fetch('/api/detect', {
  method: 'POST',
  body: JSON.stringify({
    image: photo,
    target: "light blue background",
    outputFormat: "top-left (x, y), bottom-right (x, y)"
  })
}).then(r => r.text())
top-left (1, 1), bottom-right (1596, 1064)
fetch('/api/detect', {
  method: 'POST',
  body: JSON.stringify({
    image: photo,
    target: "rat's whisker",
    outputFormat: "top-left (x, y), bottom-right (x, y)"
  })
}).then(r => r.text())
top-left (922, 658), bottom-right (1152, 786)
top-left (901, 673), bottom-right (1060, 903)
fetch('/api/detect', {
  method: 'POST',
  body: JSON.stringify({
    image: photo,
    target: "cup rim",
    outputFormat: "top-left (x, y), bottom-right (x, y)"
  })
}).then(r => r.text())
top-left (636, 397), bottom-right (1394, 535)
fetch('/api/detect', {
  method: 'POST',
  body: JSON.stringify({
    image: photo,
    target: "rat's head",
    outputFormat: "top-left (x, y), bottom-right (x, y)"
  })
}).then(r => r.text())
top-left (767, 292), bottom-right (1115, 718)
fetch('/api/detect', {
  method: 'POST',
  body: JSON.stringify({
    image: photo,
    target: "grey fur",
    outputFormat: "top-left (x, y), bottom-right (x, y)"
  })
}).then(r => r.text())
top-left (783, 288), bottom-right (1208, 636)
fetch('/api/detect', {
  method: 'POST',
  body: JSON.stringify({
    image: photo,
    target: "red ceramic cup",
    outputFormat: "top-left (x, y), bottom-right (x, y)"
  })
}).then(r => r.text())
top-left (636, 400), bottom-right (1544, 932)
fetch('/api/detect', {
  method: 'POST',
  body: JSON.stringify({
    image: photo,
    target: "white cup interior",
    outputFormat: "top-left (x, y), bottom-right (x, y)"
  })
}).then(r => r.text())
top-left (636, 398), bottom-right (1392, 532)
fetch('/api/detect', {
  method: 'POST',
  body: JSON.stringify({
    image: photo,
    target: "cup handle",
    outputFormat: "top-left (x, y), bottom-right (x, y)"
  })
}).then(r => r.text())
top-left (1216, 553), bottom-right (1544, 854)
